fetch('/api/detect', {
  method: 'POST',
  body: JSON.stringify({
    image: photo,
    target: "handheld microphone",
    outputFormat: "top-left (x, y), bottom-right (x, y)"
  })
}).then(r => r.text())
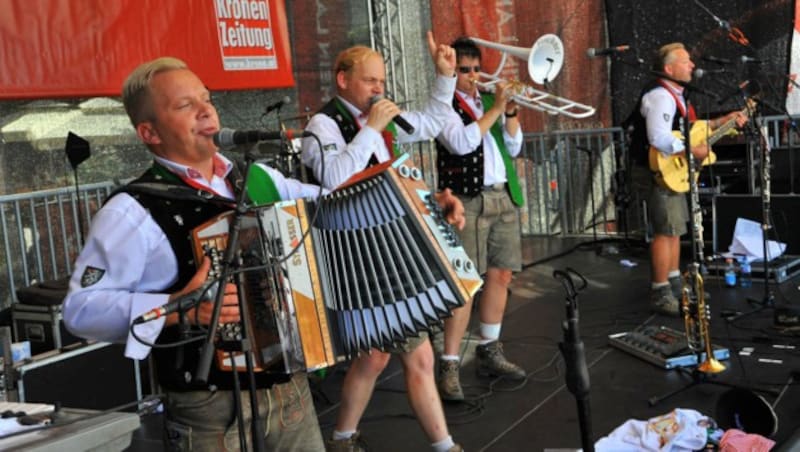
top-left (702, 55), bottom-right (732, 65)
top-left (133, 281), bottom-right (219, 324)
top-left (586, 45), bottom-right (631, 58)
top-left (213, 128), bottom-right (310, 148)
top-left (740, 55), bottom-right (763, 64)
top-left (265, 96), bottom-right (291, 114)
top-left (368, 95), bottom-right (415, 134)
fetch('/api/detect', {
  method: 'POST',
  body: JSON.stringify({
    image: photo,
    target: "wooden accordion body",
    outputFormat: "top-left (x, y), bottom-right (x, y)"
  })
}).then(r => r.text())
top-left (191, 156), bottom-right (482, 374)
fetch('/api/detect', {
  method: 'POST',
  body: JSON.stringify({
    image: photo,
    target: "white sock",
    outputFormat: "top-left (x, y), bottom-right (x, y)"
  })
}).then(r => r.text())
top-left (441, 354), bottom-right (459, 362)
top-left (651, 281), bottom-right (669, 290)
top-left (479, 322), bottom-right (501, 345)
top-left (332, 430), bottom-right (356, 440)
top-left (667, 270), bottom-right (681, 279)
top-left (431, 435), bottom-right (455, 452)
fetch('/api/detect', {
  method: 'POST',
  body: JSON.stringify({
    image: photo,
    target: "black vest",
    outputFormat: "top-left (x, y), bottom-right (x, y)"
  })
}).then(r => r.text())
top-left (116, 162), bottom-right (290, 391)
top-left (625, 81), bottom-right (684, 168)
top-left (435, 94), bottom-right (486, 197)
top-left (305, 98), bottom-right (380, 186)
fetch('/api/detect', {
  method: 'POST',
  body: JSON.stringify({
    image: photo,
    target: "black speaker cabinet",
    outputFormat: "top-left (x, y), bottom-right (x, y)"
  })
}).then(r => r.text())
top-left (712, 194), bottom-right (800, 255)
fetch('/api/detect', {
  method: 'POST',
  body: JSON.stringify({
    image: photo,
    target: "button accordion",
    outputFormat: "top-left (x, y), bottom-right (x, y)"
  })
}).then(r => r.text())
top-left (191, 155), bottom-right (482, 374)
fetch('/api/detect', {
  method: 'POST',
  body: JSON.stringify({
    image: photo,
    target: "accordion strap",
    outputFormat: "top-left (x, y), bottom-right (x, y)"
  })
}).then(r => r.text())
top-left (111, 182), bottom-right (234, 207)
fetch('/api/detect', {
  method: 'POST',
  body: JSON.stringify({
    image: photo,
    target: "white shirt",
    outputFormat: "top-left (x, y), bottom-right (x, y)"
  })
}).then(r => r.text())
top-left (62, 153), bottom-right (322, 360)
top-left (641, 83), bottom-right (687, 156)
top-left (436, 90), bottom-right (523, 186)
top-left (301, 74), bottom-right (457, 189)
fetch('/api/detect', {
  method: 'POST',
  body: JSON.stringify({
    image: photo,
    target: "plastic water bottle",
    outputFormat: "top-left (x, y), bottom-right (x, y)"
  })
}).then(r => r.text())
top-left (739, 257), bottom-right (752, 288)
top-left (724, 258), bottom-right (737, 287)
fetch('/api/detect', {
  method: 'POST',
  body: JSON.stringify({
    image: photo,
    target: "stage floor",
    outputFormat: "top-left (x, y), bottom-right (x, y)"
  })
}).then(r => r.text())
top-left (126, 236), bottom-right (800, 451)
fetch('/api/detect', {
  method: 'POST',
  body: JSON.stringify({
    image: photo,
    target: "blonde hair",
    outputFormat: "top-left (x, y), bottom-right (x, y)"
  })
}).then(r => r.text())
top-left (122, 57), bottom-right (188, 126)
top-left (654, 42), bottom-right (686, 71)
top-left (333, 46), bottom-right (382, 79)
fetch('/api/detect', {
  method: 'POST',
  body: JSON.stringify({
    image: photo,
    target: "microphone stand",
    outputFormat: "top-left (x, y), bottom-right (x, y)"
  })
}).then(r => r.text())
top-left (746, 101), bottom-right (775, 310)
top-left (194, 150), bottom-right (266, 452)
top-left (553, 268), bottom-right (593, 452)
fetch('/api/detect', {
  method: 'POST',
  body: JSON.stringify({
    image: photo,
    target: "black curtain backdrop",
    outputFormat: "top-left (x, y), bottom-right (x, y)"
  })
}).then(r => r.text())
top-left (605, 0), bottom-right (794, 125)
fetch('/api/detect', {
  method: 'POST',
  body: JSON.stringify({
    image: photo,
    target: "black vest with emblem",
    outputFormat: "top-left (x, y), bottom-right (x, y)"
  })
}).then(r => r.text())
top-left (435, 94), bottom-right (487, 197)
top-left (625, 81), bottom-right (683, 168)
top-left (115, 162), bottom-right (290, 391)
top-left (305, 98), bottom-right (381, 186)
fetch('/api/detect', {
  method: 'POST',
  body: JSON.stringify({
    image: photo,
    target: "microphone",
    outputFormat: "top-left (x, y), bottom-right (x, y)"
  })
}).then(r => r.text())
top-left (740, 55), bottom-right (763, 64)
top-left (586, 45), bottom-right (631, 58)
top-left (718, 80), bottom-right (751, 105)
top-left (702, 55), bottom-right (732, 65)
top-left (213, 128), bottom-right (310, 148)
top-left (368, 95), bottom-right (415, 134)
top-left (133, 281), bottom-right (219, 324)
top-left (693, 68), bottom-right (726, 79)
top-left (265, 96), bottom-right (291, 114)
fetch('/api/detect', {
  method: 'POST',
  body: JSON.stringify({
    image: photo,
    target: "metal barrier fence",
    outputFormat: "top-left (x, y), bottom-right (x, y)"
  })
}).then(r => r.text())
top-left (0, 181), bottom-right (119, 308)
top-left (519, 127), bottom-right (627, 237)
top-left (0, 127), bottom-right (627, 306)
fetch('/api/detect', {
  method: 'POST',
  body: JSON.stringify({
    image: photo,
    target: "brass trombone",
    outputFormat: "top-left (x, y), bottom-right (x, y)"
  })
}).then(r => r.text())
top-left (469, 35), bottom-right (596, 119)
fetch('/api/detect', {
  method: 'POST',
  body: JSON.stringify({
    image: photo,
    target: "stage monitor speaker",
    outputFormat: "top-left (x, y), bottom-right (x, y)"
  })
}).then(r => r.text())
top-left (712, 194), bottom-right (800, 254)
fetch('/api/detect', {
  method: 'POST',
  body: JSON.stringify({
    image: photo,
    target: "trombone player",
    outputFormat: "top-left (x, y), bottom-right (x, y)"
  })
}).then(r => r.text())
top-left (435, 37), bottom-right (526, 402)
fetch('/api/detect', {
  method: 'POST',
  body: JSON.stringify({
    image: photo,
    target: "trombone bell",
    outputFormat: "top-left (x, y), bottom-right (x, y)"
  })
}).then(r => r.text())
top-left (528, 34), bottom-right (564, 84)
top-left (468, 34), bottom-right (564, 84)
top-left (468, 34), bottom-right (595, 119)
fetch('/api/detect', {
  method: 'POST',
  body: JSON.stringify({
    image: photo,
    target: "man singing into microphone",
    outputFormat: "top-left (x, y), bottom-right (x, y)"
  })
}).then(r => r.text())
top-left (62, 57), bottom-right (326, 451)
top-left (63, 56), bottom-right (466, 451)
top-left (300, 33), bottom-right (465, 452)
top-left (625, 42), bottom-right (747, 315)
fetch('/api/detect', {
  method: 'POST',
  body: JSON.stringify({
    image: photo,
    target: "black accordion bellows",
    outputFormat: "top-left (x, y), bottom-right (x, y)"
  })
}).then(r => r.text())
top-left (308, 173), bottom-right (462, 355)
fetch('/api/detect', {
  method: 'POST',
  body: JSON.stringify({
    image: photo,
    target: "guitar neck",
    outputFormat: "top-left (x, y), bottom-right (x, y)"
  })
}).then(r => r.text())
top-left (707, 119), bottom-right (737, 147)
top-left (707, 103), bottom-right (752, 147)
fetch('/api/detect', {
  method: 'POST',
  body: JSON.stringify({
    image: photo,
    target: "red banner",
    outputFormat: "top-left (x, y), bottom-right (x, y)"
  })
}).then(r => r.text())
top-left (0, 0), bottom-right (294, 99)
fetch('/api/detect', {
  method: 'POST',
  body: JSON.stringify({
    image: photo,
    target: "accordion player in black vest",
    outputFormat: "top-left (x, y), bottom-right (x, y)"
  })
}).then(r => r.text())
top-left (300, 32), bottom-right (467, 452)
top-left (434, 37), bottom-right (527, 402)
top-left (62, 57), bottom-right (327, 451)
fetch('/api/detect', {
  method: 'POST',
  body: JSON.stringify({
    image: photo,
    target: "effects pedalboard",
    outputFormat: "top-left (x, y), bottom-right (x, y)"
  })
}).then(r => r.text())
top-left (608, 325), bottom-right (730, 369)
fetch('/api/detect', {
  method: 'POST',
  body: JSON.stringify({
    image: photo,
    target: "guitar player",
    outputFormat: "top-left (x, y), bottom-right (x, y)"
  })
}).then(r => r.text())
top-left (625, 42), bottom-right (748, 316)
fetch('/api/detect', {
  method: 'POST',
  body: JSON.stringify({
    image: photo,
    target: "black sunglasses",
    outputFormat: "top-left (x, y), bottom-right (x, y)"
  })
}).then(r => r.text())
top-left (457, 65), bottom-right (481, 74)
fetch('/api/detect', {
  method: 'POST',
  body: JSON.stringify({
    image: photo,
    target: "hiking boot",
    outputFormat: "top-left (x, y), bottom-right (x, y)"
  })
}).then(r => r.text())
top-left (326, 431), bottom-right (366, 452)
top-left (438, 359), bottom-right (464, 401)
top-left (475, 340), bottom-right (525, 380)
top-left (650, 285), bottom-right (680, 316)
top-left (668, 275), bottom-right (683, 299)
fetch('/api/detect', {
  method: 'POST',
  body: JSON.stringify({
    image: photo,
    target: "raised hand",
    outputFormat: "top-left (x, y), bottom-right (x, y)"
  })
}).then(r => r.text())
top-left (427, 30), bottom-right (456, 77)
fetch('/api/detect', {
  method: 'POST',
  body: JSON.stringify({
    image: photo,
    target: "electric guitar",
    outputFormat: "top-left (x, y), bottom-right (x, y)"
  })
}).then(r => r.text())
top-left (649, 101), bottom-right (753, 193)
